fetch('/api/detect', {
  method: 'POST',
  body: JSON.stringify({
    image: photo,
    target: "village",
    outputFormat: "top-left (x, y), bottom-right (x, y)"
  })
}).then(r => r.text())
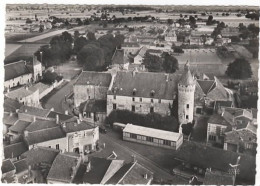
top-left (2, 4), bottom-right (259, 185)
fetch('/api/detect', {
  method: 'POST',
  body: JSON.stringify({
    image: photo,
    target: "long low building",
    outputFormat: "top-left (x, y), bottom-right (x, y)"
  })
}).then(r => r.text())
top-left (123, 124), bottom-right (183, 150)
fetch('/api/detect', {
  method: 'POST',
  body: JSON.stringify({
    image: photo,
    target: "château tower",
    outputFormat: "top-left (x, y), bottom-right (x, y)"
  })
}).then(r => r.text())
top-left (178, 61), bottom-right (195, 124)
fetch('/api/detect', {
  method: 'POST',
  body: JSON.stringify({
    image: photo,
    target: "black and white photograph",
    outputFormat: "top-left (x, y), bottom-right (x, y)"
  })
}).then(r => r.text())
top-left (1, 0), bottom-right (259, 185)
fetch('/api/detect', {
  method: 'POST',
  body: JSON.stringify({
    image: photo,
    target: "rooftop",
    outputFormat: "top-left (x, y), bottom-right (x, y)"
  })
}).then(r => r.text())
top-left (4, 97), bottom-right (22, 112)
top-left (123, 124), bottom-right (182, 142)
top-left (61, 120), bottom-right (95, 134)
top-left (179, 62), bottom-right (195, 86)
top-left (47, 153), bottom-right (81, 183)
top-left (121, 42), bottom-right (140, 48)
top-left (109, 71), bottom-right (179, 100)
top-left (6, 86), bottom-right (38, 99)
top-left (4, 142), bottom-right (28, 159)
top-left (111, 49), bottom-right (125, 65)
top-left (4, 60), bottom-right (31, 81)
top-left (225, 129), bottom-right (257, 144)
top-left (208, 114), bottom-right (230, 127)
top-left (13, 159), bottom-right (28, 174)
top-left (19, 105), bottom-right (51, 118)
top-left (30, 82), bottom-right (50, 94)
top-left (75, 71), bottom-right (112, 86)
top-left (25, 119), bottom-right (59, 132)
top-left (9, 120), bottom-right (31, 133)
top-left (3, 112), bottom-right (19, 125)
top-left (1, 159), bottom-right (15, 174)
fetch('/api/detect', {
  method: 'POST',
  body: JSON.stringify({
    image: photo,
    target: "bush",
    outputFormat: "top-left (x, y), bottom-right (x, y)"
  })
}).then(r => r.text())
top-left (41, 71), bottom-right (63, 84)
top-left (106, 109), bottom-right (179, 132)
top-left (174, 47), bottom-right (184, 53)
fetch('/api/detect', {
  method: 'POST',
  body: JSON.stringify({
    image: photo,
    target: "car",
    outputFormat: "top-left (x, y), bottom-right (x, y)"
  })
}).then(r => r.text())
top-left (99, 126), bottom-right (107, 134)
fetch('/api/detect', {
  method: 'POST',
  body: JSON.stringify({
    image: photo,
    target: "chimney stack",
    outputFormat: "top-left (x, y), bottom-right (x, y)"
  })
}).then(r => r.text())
top-left (86, 161), bottom-right (91, 173)
top-left (77, 119), bottom-right (81, 124)
top-left (16, 109), bottom-right (19, 113)
top-left (79, 113), bottom-right (83, 121)
top-left (65, 110), bottom-right (69, 115)
top-left (50, 108), bottom-right (54, 111)
top-left (25, 86), bottom-right (28, 91)
top-left (33, 116), bottom-right (36, 122)
top-left (25, 109), bottom-right (28, 113)
top-left (56, 114), bottom-right (59, 124)
top-left (144, 174), bottom-right (148, 179)
top-left (9, 112), bottom-right (13, 116)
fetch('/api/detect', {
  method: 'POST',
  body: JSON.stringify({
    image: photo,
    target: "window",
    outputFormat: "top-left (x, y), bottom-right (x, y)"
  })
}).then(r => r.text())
top-left (56, 144), bottom-right (59, 150)
top-left (113, 95), bottom-right (116, 100)
top-left (146, 136), bottom-right (153, 142)
top-left (158, 99), bottom-right (161, 103)
top-left (130, 133), bottom-right (137, 139)
top-left (137, 135), bottom-right (142, 140)
top-left (132, 105), bottom-right (135, 112)
top-left (186, 115), bottom-right (189, 119)
top-left (88, 96), bottom-right (90, 99)
top-left (49, 146), bottom-right (51, 148)
top-left (151, 99), bottom-right (153, 103)
top-left (163, 140), bottom-right (171, 146)
top-left (140, 98), bottom-right (142, 102)
top-left (150, 107), bottom-right (154, 113)
top-left (113, 104), bottom-right (117, 110)
top-left (186, 104), bottom-right (189, 109)
top-left (158, 139), bottom-right (163, 144)
top-left (132, 97), bottom-right (135, 102)
top-left (209, 135), bottom-right (216, 141)
top-left (153, 138), bottom-right (159, 143)
top-left (124, 132), bottom-right (130, 138)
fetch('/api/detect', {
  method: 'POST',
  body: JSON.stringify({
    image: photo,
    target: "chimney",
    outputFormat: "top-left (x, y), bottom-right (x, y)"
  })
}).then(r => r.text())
top-left (25, 109), bottom-right (28, 113)
top-left (50, 108), bottom-right (54, 111)
top-left (25, 86), bottom-right (28, 91)
top-left (16, 109), bottom-right (19, 113)
top-left (56, 114), bottom-right (59, 124)
top-left (24, 130), bottom-right (29, 137)
top-left (65, 110), bottom-right (69, 115)
top-left (165, 74), bottom-right (169, 82)
top-left (86, 161), bottom-right (91, 173)
top-left (221, 111), bottom-right (224, 117)
top-left (77, 119), bottom-right (81, 124)
top-left (144, 174), bottom-right (148, 179)
top-left (79, 113), bottom-right (83, 121)
top-left (33, 116), bottom-right (36, 122)
top-left (9, 112), bottom-right (13, 116)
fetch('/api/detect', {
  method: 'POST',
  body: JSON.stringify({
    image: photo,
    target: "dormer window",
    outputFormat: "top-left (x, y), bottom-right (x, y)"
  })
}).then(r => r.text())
top-left (133, 88), bottom-right (136, 96)
top-left (150, 90), bottom-right (155, 97)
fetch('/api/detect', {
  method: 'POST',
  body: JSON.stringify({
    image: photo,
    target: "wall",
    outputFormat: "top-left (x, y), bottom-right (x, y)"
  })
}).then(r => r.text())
top-left (22, 89), bottom-right (40, 107)
top-left (107, 94), bottom-right (173, 116)
top-left (207, 123), bottom-right (227, 143)
top-left (39, 80), bottom-right (64, 99)
top-left (29, 137), bottom-right (67, 152)
top-left (4, 73), bottom-right (33, 89)
top-left (74, 85), bottom-right (108, 107)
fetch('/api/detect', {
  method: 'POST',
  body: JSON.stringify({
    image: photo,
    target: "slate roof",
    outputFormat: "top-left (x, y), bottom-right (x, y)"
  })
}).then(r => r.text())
top-left (214, 100), bottom-right (233, 110)
top-left (13, 159), bottom-right (28, 174)
top-left (61, 120), bottom-right (95, 134)
top-left (208, 114), bottom-right (230, 127)
top-left (75, 71), bottom-right (112, 86)
top-left (9, 120), bottom-right (31, 133)
top-left (4, 61), bottom-right (32, 81)
top-left (109, 71), bottom-right (179, 100)
top-left (112, 49), bottom-right (124, 65)
top-left (47, 111), bottom-right (75, 121)
top-left (225, 129), bottom-right (257, 144)
top-left (25, 119), bottom-right (59, 132)
top-left (25, 126), bottom-right (66, 145)
top-left (6, 86), bottom-right (38, 99)
top-left (80, 99), bottom-right (106, 113)
top-left (81, 157), bottom-right (112, 184)
top-left (19, 105), bottom-right (51, 118)
top-left (4, 142), bottom-right (28, 159)
top-left (21, 146), bottom-right (60, 166)
top-left (4, 97), bottom-right (22, 112)
top-left (203, 169), bottom-right (233, 185)
top-left (47, 153), bottom-right (81, 183)
top-left (1, 159), bottom-right (15, 174)
top-left (3, 112), bottom-right (19, 125)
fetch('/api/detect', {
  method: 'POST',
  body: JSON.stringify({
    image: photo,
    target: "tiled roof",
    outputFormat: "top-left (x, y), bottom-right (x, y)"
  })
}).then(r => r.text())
top-left (208, 114), bottom-right (230, 127)
top-left (118, 162), bottom-right (153, 184)
top-left (25, 119), bottom-right (59, 132)
top-left (25, 126), bottom-right (66, 145)
top-left (13, 159), bottom-right (28, 174)
top-left (4, 61), bottom-right (32, 81)
top-left (225, 129), bottom-right (257, 144)
top-left (197, 80), bottom-right (215, 94)
top-left (30, 82), bottom-right (50, 94)
top-left (4, 97), bottom-right (22, 112)
top-left (1, 159), bottom-right (15, 174)
top-left (75, 71), bottom-right (112, 86)
top-left (81, 157), bottom-right (112, 184)
top-left (47, 153), bottom-right (81, 183)
top-left (3, 112), bottom-right (19, 125)
top-left (4, 142), bottom-right (28, 159)
top-left (21, 146), bottom-right (60, 166)
top-left (109, 71), bottom-right (178, 100)
top-left (121, 42), bottom-right (140, 48)
top-left (19, 105), bottom-right (51, 118)
top-left (61, 120), bottom-right (95, 133)
top-left (9, 120), bottom-right (31, 133)
top-left (203, 169), bottom-right (233, 185)
top-left (80, 99), bottom-right (106, 113)
top-left (6, 86), bottom-right (38, 99)
top-left (112, 49), bottom-right (124, 65)
top-left (47, 111), bottom-right (75, 121)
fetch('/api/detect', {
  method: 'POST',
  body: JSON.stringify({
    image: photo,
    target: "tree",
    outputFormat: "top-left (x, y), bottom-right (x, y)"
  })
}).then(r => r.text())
top-left (87, 32), bottom-right (96, 41)
top-left (226, 58), bottom-right (252, 79)
top-left (206, 15), bottom-right (214, 25)
top-left (41, 71), bottom-right (62, 84)
top-left (167, 19), bottom-right (173, 25)
top-left (173, 47), bottom-right (184, 53)
top-left (162, 52), bottom-right (179, 73)
top-left (74, 30), bottom-right (80, 40)
top-left (189, 16), bottom-right (196, 28)
top-left (25, 18), bottom-right (32, 24)
top-left (143, 53), bottom-right (163, 72)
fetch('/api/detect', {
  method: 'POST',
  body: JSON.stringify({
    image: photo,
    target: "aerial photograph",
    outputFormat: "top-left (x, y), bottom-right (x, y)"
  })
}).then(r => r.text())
top-left (1, 2), bottom-right (259, 185)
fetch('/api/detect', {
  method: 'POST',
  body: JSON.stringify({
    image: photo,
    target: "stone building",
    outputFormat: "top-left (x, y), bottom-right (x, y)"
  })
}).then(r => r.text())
top-left (73, 71), bottom-right (112, 107)
top-left (107, 69), bottom-right (179, 117)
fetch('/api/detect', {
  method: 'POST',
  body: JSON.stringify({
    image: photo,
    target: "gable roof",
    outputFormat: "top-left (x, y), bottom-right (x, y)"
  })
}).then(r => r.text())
top-left (1, 159), bottom-right (15, 174)
top-left (3, 112), bottom-right (19, 125)
top-left (47, 153), bottom-right (81, 183)
top-left (9, 120), bottom-right (31, 133)
top-left (208, 114), bottom-right (230, 127)
top-left (75, 71), bottom-right (112, 86)
top-left (109, 71), bottom-right (179, 100)
top-left (106, 162), bottom-right (133, 184)
top-left (61, 120), bottom-right (95, 134)
top-left (225, 129), bottom-right (257, 144)
top-left (18, 105), bottom-right (51, 118)
top-left (4, 142), bottom-right (28, 159)
top-left (25, 126), bottom-right (66, 145)
top-left (13, 159), bottom-right (28, 174)
top-left (6, 86), bottom-right (38, 99)
top-left (4, 61), bottom-right (32, 81)
top-left (4, 97), bottom-right (22, 112)
top-left (21, 146), bottom-right (60, 166)
top-left (197, 80), bottom-right (215, 94)
top-left (121, 42), bottom-right (140, 48)
top-left (25, 119), bottom-right (58, 132)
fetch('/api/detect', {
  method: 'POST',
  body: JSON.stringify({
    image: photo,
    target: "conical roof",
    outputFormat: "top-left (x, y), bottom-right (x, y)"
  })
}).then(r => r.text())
top-left (179, 61), bottom-right (194, 86)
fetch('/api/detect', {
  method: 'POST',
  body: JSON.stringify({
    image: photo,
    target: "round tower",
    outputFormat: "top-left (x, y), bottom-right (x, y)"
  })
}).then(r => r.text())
top-left (178, 61), bottom-right (195, 124)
